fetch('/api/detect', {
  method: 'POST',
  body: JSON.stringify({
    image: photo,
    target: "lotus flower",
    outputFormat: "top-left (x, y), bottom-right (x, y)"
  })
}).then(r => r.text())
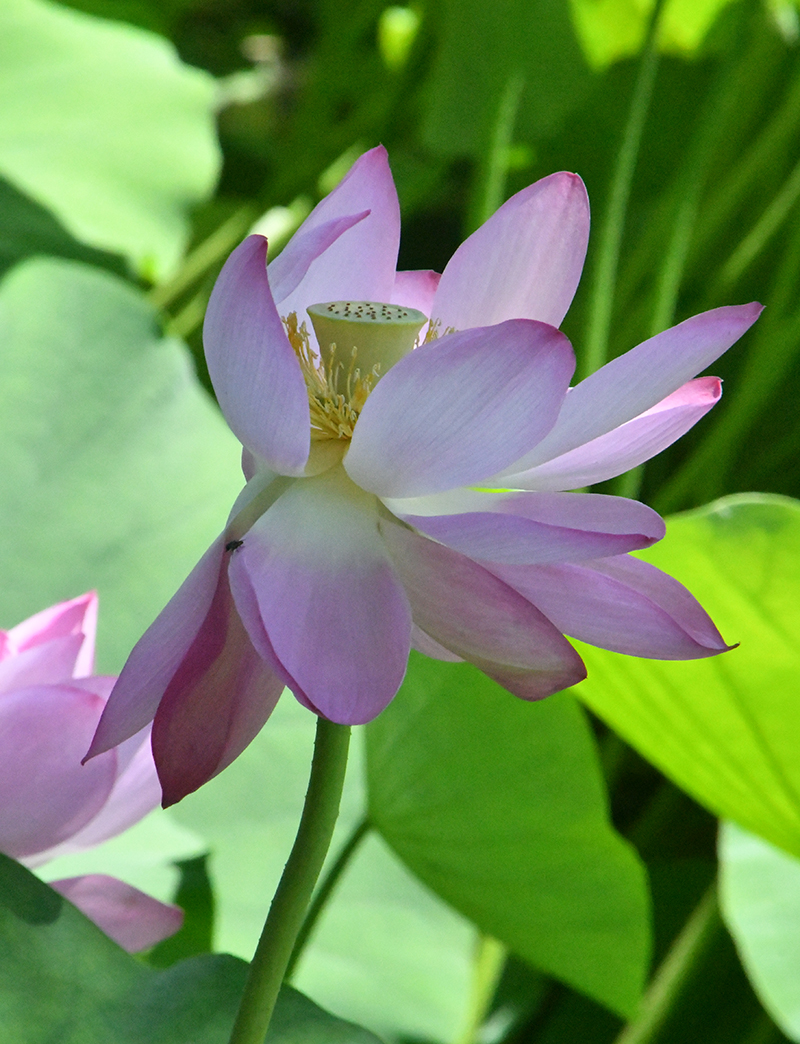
top-left (88, 147), bottom-right (761, 806)
top-left (0, 593), bottom-right (182, 951)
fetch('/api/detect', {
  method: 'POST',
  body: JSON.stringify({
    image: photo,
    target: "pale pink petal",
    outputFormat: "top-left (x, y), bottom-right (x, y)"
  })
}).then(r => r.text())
top-left (276, 146), bottom-right (401, 320)
top-left (68, 674), bottom-right (117, 702)
top-left (151, 562), bottom-right (284, 807)
top-left (228, 467), bottom-right (412, 725)
top-left (431, 172), bottom-right (589, 331)
top-left (31, 728), bottom-right (161, 864)
top-left (87, 537), bottom-right (227, 760)
top-left (345, 319), bottom-right (574, 498)
top-left (0, 634), bottom-right (84, 694)
top-left (203, 235), bottom-right (310, 475)
top-left (391, 270), bottom-right (441, 314)
top-left (0, 686), bottom-right (117, 859)
top-left (390, 489), bottom-right (664, 564)
top-left (6, 591), bottom-right (98, 679)
top-left (242, 447), bottom-right (257, 481)
top-left (240, 446), bottom-right (278, 485)
top-left (50, 875), bottom-right (183, 953)
top-left (502, 377), bottom-right (722, 490)
top-left (381, 520), bottom-right (586, 700)
top-left (225, 557), bottom-right (331, 724)
top-left (493, 554), bottom-right (731, 658)
top-left (268, 210), bottom-right (370, 304)
top-left (505, 304), bottom-right (762, 475)
top-left (411, 626), bottom-right (463, 662)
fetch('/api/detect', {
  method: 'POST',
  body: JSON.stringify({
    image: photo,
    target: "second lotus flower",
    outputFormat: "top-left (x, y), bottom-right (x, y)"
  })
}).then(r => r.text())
top-left (0, 593), bottom-right (181, 952)
top-left (88, 147), bottom-right (761, 806)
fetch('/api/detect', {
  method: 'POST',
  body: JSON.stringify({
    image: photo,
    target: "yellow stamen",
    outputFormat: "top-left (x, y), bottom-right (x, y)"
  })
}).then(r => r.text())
top-left (283, 312), bottom-right (379, 441)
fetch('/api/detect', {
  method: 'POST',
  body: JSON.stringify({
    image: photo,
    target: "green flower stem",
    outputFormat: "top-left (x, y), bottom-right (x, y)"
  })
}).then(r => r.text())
top-left (149, 206), bottom-right (254, 311)
top-left (227, 717), bottom-right (351, 1044)
top-left (284, 815), bottom-right (370, 979)
top-left (611, 882), bottom-right (721, 1044)
top-left (579, 0), bottom-right (666, 383)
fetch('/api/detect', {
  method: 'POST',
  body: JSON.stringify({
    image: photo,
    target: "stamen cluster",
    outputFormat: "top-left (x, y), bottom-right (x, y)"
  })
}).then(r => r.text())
top-left (283, 312), bottom-right (380, 441)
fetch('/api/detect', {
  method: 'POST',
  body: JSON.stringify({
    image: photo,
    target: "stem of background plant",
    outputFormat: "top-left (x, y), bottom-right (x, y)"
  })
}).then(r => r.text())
top-left (611, 882), bottom-right (721, 1044)
top-left (465, 70), bottom-right (525, 235)
top-left (578, 0), bottom-right (666, 382)
top-left (455, 936), bottom-right (508, 1044)
top-left (227, 717), bottom-right (351, 1044)
top-left (149, 207), bottom-right (254, 311)
top-left (284, 815), bottom-right (370, 979)
top-left (611, 38), bottom-right (743, 503)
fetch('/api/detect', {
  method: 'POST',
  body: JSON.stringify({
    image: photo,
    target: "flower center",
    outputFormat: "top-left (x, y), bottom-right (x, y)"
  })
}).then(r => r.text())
top-left (283, 300), bottom-right (426, 442)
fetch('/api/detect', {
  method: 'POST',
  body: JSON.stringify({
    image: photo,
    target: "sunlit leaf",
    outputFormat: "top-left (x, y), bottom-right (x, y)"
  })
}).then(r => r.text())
top-left (0, 256), bottom-right (242, 672)
top-left (576, 494), bottom-right (800, 859)
top-left (367, 654), bottom-right (650, 1017)
top-left (569, 0), bottom-right (740, 69)
top-left (0, 176), bottom-right (124, 281)
top-left (719, 820), bottom-right (800, 1041)
top-left (0, 0), bottom-right (220, 279)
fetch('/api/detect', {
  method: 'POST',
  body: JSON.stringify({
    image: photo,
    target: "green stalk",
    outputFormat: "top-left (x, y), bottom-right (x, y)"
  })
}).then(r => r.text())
top-left (690, 61), bottom-right (800, 270)
top-left (284, 816), bottom-right (370, 979)
top-left (612, 883), bottom-right (721, 1044)
top-left (455, 936), bottom-right (508, 1044)
top-left (149, 207), bottom-right (254, 311)
top-left (610, 39), bottom-right (745, 502)
top-left (717, 154), bottom-right (800, 290)
top-left (655, 206), bottom-right (800, 513)
top-left (579, 0), bottom-right (666, 381)
top-left (227, 717), bottom-right (351, 1044)
top-left (466, 70), bottom-right (526, 235)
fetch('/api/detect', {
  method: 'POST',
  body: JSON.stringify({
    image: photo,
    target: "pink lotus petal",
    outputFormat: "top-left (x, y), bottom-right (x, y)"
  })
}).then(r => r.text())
top-left (390, 489), bottom-right (664, 564)
top-left (50, 875), bottom-right (183, 953)
top-left (229, 467), bottom-right (412, 725)
top-left (381, 520), bottom-right (586, 700)
top-left (391, 270), bottom-right (441, 314)
top-left (0, 685), bottom-right (117, 858)
top-left (87, 537), bottom-right (227, 760)
top-left (411, 626), bottom-right (464, 662)
top-left (493, 554), bottom-right (731, 658)
top-left (6, 591), bottom-right (98, 678)
top-left (241, 447), bottom-right (257, 482)
top-left (203, 235), bottom-right (310, 475)
top-left (68, 674), bottom-right (117, 702)
top-left (0, 634), bottom-right (85, 695)
top-left (345, 319), bottom-right (574, 498)
top-left (268, 210), bottom-right (371, 304)
top-left (502, 377), bottom-right (722, 490)
top-left (431, 172), bottom-right (589, 331)
top-left (66, 731), bottom-right (159, 849)
top-left (276, 146), bottom-right (401, 320)
top-left (506, 305), bottom-right (762, 475)
top-left (151, 562), bottom-right (284, 807)
top-left (31, 727), bottom-right (161, 864)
